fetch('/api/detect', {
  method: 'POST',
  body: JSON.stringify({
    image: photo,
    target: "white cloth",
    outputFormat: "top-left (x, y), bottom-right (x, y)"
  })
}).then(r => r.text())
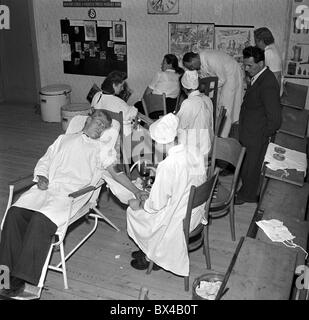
top-left (91, 91), bottom-right (137, 136)
top-left (198, 49), bottom-right (244, 136)
top-left (149, 113), bottom-right (179, 144)
top-left (177, 90), bottom-right (213, 156)
top-left (264, 143), bottom-right (307, 173)
top-left (181, 70), bottom-right (199, 90)
top-left (256, 219), bottom-right (295, 242)
top-left (265, 44), bottom-right (282, 73)
top-left (127, 144), bottom-right (207, 276)
top-left (148, 69), bottom-right (180, 99)
top-left (14, 133), bottom-right (117, 228)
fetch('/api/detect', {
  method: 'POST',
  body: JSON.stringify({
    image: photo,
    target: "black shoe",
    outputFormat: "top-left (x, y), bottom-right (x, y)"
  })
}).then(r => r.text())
top-left (131, 250), bottom-right (145, 259)
top-left (130, 256), bottom-right (161, 271)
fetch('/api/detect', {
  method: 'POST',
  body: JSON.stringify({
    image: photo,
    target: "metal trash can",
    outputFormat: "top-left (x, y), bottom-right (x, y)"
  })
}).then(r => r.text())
top-left (61, 103), bottom-right (92, 131)
top-left (40, 84), bottom-right (71, 122)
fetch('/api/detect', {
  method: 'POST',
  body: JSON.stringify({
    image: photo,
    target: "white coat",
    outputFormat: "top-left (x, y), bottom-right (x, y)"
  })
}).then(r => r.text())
top-left (127, 144), bottom-right (206, 276)
top-left (14, 133), bottom-right (116, 230)
top-left (198, 49), bottom-right (244, 137)
top-left (177, 90), bottom-right (213, 156)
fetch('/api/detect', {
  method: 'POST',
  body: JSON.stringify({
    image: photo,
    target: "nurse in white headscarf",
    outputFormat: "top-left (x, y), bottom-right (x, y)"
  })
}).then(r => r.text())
top-left (126, 113), bottom-right (207, 276)
top-left (177, 70), bottom-right (213, 157)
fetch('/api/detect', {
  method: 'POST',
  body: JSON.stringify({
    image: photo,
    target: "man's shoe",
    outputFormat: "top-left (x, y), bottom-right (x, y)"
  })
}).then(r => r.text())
top-left (130, 256), bottom-right (161, 271)
top-left (131, 250), bottom-right (145, 259)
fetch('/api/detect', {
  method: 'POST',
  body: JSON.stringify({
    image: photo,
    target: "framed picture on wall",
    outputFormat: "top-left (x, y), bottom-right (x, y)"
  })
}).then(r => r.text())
top-left (84, 20), bottom-right (97, 41)
top-left (168, 22), bottom-right (215, 64)
top-left (214, 25), bottom-right (255, 64)
top-left (112, 21), bottom-right (126, 42)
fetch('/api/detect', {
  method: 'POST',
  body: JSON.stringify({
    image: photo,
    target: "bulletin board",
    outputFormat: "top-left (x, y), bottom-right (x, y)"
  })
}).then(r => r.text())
top-left (60, 19), bottom-right (127, 76)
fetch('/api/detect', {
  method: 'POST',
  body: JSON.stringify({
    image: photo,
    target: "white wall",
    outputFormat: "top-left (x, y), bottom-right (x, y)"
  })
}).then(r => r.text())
top-left (32, 0), bottom-right (290, 105)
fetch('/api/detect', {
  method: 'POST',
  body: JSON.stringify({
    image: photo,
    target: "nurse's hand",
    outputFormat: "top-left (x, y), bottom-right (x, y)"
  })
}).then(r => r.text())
top-left (134, 190), bottom-right (149, 202)
top-left (128, 199), bottom-right (141, 210)
top-left (37, 175), bottom-right (49, 190)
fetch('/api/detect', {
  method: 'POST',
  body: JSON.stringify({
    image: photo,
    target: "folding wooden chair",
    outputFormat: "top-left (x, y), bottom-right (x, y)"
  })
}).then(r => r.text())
top-left (141, 91), bottom-right (167, 119)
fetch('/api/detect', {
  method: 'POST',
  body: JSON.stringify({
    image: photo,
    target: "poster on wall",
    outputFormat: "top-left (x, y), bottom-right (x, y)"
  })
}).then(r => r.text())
top-left (214, 25), bottom-right (255, 64)
top-left (285, 0), bottom-right (309, 79)
top-left (168, 23), bottom-right (215, 64)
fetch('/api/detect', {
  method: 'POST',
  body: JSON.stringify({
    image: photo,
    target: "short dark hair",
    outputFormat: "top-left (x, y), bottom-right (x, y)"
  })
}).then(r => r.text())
top-left (254, 27), bottom-right (275, 45)
top-left (101, 71), bottom-right (127, 94)
top-left (182, 52), bottom-right (198, 65)
top-left (164, 53), bottom-right (184, 75)
top-left (243, 46), bottom-right (265, 63)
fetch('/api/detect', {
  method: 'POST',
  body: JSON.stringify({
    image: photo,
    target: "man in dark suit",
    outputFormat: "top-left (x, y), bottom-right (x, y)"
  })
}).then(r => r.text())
top-left (235, 46), bottom-right (281, 205)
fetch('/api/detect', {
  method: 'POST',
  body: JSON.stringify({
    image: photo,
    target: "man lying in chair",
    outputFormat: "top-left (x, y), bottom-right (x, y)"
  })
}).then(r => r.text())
top-left (0, 110), bottom-right (147, 300)
top-left (126, 113), bottom-right (207, 276)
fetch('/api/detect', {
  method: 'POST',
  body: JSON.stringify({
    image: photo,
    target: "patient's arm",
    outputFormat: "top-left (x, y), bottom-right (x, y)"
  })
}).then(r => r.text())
top-left (106, 164), bottom-right (149, 201)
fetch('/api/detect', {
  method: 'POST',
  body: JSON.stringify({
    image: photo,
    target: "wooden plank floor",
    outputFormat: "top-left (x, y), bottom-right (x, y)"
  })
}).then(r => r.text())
top-left (0, 103), bottom-right (256, 300)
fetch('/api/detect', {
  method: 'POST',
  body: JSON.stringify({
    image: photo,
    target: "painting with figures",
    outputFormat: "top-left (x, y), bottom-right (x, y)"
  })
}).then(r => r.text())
top-left (214, 25), bottom-right (255, 64)
top-left (168, 23), bottom-right (215, 65)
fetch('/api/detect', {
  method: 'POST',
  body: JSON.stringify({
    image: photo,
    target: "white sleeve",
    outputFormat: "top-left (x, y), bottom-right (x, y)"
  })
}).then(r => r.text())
top-left (91, 91), bottom-right (103, 108)
top-left (33, 135), bottom-right (64, 181)
top-left (143, 161), bottom-right (173, 214)
top-left (148, 72), bottom-right (161, 90)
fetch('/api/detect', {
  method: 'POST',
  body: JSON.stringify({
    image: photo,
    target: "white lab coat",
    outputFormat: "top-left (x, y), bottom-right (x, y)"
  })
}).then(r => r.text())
top-left (91, 91), bottom-right (137, 136)
top-left (199, 49), bottom-right (244, 137)
top-left (127, 144), bottom-right (206, 276)
top-left (177, 90), bottom-right (213, 156)
top-left (14, 133), bottom-right (116, 230)
top-left (148, 69), bottom-right (181, 98)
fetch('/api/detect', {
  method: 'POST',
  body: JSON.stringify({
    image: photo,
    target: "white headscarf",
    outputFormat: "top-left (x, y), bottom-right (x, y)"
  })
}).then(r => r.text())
top-left (181, 70), bottom-right (199, 90)
top-left (149, 113), bottom-right (179, 144)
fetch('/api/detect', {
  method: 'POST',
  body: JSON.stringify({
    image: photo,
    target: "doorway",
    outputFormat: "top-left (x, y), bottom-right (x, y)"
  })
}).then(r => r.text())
top-left (0, 0), bottom-right (40, 104)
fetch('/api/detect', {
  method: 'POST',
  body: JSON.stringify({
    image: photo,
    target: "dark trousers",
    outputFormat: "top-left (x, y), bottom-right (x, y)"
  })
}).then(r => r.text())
top-left (0, 206), bottom-right (57, 285)
top-left (237, 140), bottom-right (268, 202)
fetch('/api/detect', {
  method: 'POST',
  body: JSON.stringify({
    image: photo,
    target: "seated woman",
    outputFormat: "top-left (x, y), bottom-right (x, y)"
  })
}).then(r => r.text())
top-left (126, 113), bottom-right (207, 276)
top-left (135, 54), bottom-right (184, 118)
top-left (91, 70), bottom-right (138, 136)
top-left (177, 70), bottom-right (214, 158)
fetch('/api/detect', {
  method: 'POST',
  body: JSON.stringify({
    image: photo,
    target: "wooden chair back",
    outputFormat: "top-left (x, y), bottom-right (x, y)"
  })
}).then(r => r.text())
top-left (183, 171), bottom-right (219, 244)
top-left (199, 76), bottom-right (219, 122)
top-left (104, 110), bottom-right (130, 177)
top-left (141, 92), bottom-right (167, 118)
top-left (210, 136), bottom-right (246, 201)
top-left (215, 106), bottom-right (227, 137)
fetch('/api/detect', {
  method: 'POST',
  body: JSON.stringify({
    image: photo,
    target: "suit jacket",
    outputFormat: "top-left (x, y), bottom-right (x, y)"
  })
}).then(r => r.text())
top-left (239, 68), bottom-right (281, 147)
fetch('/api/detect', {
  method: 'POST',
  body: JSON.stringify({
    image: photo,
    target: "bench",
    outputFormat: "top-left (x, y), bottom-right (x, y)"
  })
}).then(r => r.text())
top-left (221, 237), bottom-right (297, 300)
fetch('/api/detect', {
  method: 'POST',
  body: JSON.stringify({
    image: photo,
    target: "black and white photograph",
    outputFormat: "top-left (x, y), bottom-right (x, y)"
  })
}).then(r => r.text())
top-left (112, 20), bottom-right (126, 42)
top-left (84, 20), bottom-right (97, 41)
top-left (0, 0), bottom-right (308, 306)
